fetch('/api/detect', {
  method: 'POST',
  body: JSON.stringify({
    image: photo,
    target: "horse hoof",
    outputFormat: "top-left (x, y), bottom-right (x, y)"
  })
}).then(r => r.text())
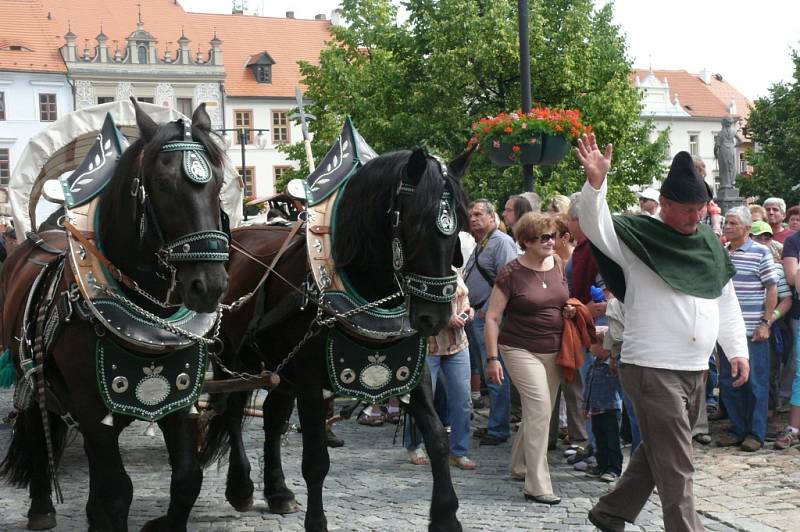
top-left (27, 512), bottom-right (56, 530)
top-left (140, 516), bottom-right (177, 532)
top-left (230, 495), bottom-right (254, 512)
top-left (268, 497), bottom-right (299, 514)
top-left (428, 520), bottom-right (462, 532)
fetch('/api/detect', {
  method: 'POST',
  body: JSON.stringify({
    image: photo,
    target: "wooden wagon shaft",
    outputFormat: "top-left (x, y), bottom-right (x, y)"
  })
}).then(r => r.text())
top-left (201, 372), bottom-right (276, 394)
top-left (197, 399), bottom-right (263, 418)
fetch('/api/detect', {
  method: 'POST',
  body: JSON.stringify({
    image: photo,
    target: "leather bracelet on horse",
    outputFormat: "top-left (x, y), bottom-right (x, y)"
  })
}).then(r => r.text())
top-left (63, 220), bottom-right (138, 290)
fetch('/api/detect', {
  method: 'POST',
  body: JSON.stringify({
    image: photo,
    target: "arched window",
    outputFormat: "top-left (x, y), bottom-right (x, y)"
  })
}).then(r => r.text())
top-left (138, 45), bottom-right (148, 64)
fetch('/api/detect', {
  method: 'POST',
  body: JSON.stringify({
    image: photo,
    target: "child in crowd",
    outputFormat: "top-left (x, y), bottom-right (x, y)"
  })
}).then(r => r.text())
top-left (583, 324), bottom-right (623, 483)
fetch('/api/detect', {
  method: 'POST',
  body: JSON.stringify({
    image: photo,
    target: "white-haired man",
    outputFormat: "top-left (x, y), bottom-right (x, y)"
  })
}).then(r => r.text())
top-left (717, 206), bottom-right (778, 452)
top-left (764, 197), bottom-right (795, 244)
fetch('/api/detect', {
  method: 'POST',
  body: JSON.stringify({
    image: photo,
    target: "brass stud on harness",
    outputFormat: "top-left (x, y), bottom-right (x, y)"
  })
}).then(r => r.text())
top-left (268, 373), bottom-right (281, 388)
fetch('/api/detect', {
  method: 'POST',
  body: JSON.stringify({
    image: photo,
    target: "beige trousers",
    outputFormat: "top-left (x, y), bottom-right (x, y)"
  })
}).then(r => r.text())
top-left (500, 344), bottom-right (561, 497)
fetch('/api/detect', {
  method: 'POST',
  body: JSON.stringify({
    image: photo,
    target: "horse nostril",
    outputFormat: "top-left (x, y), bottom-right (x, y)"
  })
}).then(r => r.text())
top-left (191, 278), bottom-right (206, 295)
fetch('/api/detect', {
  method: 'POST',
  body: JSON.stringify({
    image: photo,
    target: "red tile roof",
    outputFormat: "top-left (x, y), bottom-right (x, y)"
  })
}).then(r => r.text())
top-left (0, 0), bottom-right (65, 73)
top-left (188, 12), bottom-right (331, 97)
top-left (0, 0), bottom-right (331, 96)
top-left (635, 69), bottom-right (752, 119)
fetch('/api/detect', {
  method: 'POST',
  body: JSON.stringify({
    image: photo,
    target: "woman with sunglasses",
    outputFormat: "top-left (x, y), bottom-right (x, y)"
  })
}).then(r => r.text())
top-left (484, 212), bottom-right (573, 505)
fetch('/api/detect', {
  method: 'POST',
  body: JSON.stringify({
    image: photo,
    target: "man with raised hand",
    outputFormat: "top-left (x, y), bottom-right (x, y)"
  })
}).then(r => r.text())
top-left (575, 134), bottom-right (749, 532)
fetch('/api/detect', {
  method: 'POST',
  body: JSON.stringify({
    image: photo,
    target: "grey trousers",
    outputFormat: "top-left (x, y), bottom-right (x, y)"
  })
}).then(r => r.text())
top-left (593, 363), bottom-right (705, 532)
top-left (691, 398), bottom-right (709, 436)
top-left (548, 371), bottom-right (589, 445)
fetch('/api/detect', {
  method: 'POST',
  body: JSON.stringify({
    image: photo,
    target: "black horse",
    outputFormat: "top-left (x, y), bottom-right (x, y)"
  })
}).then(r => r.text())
top-left (0, 100), bottom-right (229, 531)
top-left (200, 146), bottom-right (473, 532)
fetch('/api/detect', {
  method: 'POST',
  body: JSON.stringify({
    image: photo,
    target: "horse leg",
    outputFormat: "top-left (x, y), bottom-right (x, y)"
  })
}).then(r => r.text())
top-left (81, 423), bottom-right (133, 532)
top-left (223, 391), bottom-right (255, 512)
top-left (1, 403), bottom-right (58, 530)
top-left (140, 412), bottom-right (202, 532)
top-left (263, 391), bottom-right (299, 514)
top-left (409, 367), bottom-right (462, 532)
top-left (296, 386), bottom-right (329, 532)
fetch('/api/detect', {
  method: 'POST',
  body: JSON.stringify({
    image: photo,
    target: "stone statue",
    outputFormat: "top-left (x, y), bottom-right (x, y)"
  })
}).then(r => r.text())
top-left (714, 117), bottom-right (737, 188)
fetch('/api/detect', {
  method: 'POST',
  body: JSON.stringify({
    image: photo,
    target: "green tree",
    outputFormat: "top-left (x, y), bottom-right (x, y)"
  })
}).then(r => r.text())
top-left (739, 51), bottom-right (800, 205)
top-left (278, 0), bottom-right (666, 210)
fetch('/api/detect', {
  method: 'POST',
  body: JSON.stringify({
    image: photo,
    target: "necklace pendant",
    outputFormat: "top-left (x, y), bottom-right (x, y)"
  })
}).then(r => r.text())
top-left (542, 282), bottom-right (547, 288)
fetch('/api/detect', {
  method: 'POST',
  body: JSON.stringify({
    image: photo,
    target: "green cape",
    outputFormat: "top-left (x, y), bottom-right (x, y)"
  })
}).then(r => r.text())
top-left (590, 215), bottom-right (735, 302)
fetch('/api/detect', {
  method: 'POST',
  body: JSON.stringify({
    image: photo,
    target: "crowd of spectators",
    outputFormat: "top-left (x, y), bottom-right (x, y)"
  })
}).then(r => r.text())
top-left (346, 141), bottom-right (800, 528)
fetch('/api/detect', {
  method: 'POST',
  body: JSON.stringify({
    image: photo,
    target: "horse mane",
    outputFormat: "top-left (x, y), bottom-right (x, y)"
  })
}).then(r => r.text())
top-left (332, 150), bottom-right (468, 269)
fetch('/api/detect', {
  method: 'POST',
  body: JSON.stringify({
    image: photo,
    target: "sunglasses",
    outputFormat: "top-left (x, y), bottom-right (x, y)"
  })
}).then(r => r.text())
top-left (535, 233), bottom-right (557, 243)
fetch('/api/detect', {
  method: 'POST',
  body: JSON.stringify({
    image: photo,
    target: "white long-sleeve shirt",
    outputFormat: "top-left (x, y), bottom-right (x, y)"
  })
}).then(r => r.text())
top-left (579, 180), bottom-right (748, 370)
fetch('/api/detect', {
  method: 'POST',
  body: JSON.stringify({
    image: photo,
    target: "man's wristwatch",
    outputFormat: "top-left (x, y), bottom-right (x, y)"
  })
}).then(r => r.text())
top-left (759, 318), bottom-right (769, 326)
top-left (487, 356), bottom-right (499, 363)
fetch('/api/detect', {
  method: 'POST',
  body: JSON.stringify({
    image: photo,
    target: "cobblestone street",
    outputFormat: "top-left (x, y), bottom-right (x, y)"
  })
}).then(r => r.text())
top-left (1, 389), bottom-right (797, 531)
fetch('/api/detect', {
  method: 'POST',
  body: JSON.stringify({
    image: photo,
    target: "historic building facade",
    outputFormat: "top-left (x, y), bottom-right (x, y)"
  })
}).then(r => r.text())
top-left (636, 68), bottom-right (753, 194)
top-left (0, 0), bottom-right (332, 219)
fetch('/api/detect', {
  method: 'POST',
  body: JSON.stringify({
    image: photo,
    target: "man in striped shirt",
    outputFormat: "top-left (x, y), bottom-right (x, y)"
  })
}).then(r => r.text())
top-left (719, 205), bottom-right (778, 451)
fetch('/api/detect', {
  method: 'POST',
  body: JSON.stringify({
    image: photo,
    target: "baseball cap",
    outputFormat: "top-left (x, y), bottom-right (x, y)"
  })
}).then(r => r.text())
top-left (751, 220), bottom-right (773, 236)
top-left (636, 187), bottom-right (660, 202)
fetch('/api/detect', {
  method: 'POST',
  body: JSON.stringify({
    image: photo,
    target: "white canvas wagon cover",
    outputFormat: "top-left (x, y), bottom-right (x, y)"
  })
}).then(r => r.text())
top-left (8, 100), bottom-right (243, 235)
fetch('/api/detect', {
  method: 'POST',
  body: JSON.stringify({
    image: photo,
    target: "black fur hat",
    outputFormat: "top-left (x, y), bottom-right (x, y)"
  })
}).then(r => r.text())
top-left (660, 151), bottom-right (712, 203)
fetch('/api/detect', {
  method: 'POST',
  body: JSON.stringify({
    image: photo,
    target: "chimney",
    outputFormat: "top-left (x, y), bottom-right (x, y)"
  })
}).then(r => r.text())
top-left (314, 14), bottom-right (326, 20)
top-left (62, 27), bottom-right (77, 62)
top-left (700, 68), bottom-right (711, 85)
top-left (286, 11), bottom-right (294, 18)
top-left (178, 29), bottom-right (191, 65)
top-left (209, 32), bottom-right (223, 66)
top-left (97, 30), bottom-right (108, 63)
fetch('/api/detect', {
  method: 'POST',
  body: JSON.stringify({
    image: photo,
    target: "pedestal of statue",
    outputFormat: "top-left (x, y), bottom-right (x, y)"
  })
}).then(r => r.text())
top-left (715, 185), bottom-right (743, 215)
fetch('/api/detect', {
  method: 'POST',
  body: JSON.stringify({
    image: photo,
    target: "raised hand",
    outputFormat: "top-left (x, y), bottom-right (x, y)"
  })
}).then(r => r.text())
top-left (576, 133), bottom-right (613, 189)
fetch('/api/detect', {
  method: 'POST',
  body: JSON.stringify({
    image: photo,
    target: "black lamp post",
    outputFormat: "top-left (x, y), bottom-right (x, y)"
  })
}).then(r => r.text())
top-left (518, 0), bottom-right (534, 192)
top-left (217, 127), bottom-right (270, 220)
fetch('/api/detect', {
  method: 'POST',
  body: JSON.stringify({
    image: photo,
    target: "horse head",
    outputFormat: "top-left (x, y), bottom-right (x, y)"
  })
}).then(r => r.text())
top-left (393, 147), bottom-right (472, 335)
top-left (332, 146), bottom-right (473, 337)
top-left (100, 99), bottom-right (229, 314)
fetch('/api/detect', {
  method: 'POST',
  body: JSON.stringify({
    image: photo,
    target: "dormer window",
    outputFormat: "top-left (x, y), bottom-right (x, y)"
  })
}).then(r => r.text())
top-left (247, 51), bottom-right (276, 85)
top-left (138, 45), bottom-right (148, 64)
top-left (255, 65), bottom-right (271, 83)
top-left (1, 44), bottom-right (32, 52)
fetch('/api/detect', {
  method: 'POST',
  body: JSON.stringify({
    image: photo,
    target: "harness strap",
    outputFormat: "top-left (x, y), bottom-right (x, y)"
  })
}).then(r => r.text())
top-left (63, 221), bottom-right (137, 290)
top-left (227, 221), bottom-right (306, 312)
top-left (25, 232), bottom-right (66, 255)
top-left (30, 259), bottom-right (66, 504)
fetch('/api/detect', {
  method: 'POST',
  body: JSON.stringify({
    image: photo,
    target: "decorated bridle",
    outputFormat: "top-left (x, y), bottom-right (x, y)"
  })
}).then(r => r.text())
top-left (131, 120), bottom-right (230, 300)
top-left (389, 155), bottom-right (459, 304)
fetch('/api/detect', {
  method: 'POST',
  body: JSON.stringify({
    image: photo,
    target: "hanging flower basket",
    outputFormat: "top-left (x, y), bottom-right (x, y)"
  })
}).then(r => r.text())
top-left (468, 107), bottom-right (590, 167)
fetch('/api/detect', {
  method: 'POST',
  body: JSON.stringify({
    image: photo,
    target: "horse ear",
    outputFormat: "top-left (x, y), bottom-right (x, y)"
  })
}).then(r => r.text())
top-left (405, 147), bottom-right (428, 186)
top-left (131, 97), bottom-right (157, 142)
top-left (191, 102), bottom-right (212, 132)
top-left (447, 145), bottom-right (476, 179)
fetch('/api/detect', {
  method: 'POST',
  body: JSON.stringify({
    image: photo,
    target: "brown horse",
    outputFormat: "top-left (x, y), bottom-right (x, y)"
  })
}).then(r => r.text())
top-left (200, 147), bottom-right (473, 531)
top-left (0, 100), bottom-right (229, 531)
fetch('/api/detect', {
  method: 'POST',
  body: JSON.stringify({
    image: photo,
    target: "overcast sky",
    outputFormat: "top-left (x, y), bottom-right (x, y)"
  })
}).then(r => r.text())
top-left (181, 0), bottom-right (799, 100)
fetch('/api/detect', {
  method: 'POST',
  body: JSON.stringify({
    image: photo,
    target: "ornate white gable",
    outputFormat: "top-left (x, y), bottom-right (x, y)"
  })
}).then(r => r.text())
top-left (636, 69), bottom-right (690, 118)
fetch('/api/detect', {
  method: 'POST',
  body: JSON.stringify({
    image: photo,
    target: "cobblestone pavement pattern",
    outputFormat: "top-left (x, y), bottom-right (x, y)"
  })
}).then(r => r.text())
top-left (1, 389), bottom-right (798, 531)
